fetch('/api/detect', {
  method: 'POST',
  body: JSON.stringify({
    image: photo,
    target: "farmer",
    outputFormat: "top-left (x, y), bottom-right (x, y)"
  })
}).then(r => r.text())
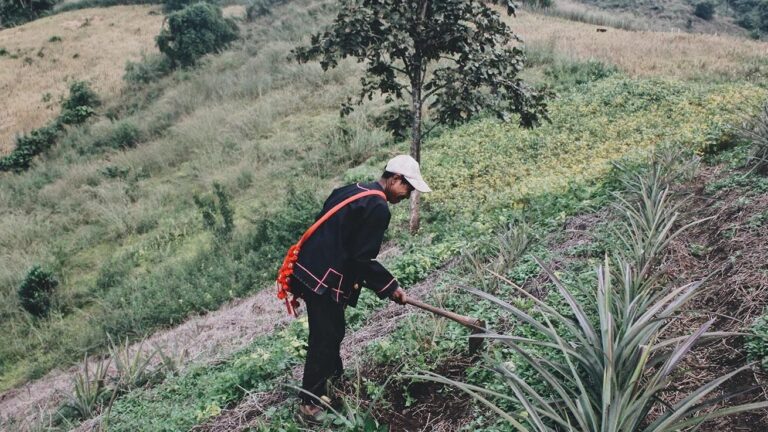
top-left (290, 154), bottom-right (431, 419)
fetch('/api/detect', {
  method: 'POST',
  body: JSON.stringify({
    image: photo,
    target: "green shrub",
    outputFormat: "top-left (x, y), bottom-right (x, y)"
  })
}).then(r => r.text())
top-left (59, 81), bottom-right (101, 125)
top-left (0, 124), bottom-right (60, 172)
top-left (156, 2), bottom-right (239, 68)
top-left (162, 0), bottom-right (197, 13)
top-left (193, 182), bottom-right (235, 242)
top-left (124, 53), bottom-right (172, 84)
top-left (0, 0), bottom-right (56, 27)
top-left (17, 265), bottom-right (58, 318)
top-left (543, 58), bottom-right (618, 92)
top-left (48, 35), bottom-right (62, 42)
top-left (101, 121), bottom-right (143, 150)
top-left (694, 2), bottom-right (715, 20)
top-left (746, 310), bottom-right (768, 370)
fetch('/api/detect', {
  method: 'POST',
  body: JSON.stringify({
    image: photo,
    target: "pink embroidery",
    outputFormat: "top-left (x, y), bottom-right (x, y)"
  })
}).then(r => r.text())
top-left (296, 262), bottom-right (327, 288)
top-left (377, 278), bottom-right (396, 293)
top-left (319, 267), bottom-right (344, 294)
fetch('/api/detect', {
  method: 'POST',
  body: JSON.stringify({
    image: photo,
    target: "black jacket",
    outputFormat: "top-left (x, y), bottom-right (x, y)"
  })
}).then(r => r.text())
top-left (291, 182), bottom-right (399, 307)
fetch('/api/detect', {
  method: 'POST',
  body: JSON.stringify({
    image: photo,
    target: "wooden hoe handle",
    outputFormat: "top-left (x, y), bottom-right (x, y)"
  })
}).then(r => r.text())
top-left (405, 298), bottom-right (486, 333)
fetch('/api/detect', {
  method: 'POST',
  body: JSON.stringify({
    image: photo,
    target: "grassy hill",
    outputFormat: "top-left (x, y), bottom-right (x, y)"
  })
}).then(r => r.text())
top-left (0, 5), bottom-right (163, 153)
top-left (1, 0), bottom-right (768, 430)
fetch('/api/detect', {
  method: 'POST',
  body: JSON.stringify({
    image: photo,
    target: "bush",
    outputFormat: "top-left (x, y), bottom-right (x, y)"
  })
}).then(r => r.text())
top-left (17, 266), bottom-right (58, 318)
top-left (101, 121), bottom-right (143, 150)
top-left (193, 182), bottom-right (235, 242)
top-left (543, 58), bottom-right (618, 92)
top-left (0, 0), bottom-right (55, 27)
top-left (162, 0), bottom-right (197, 13)
top-left (60, 81), bottom-right (101, 125)
top-left (694, 1), bottom-right (716, 20)
top-left (746, 310), bottom-right (768, 370)
top-left (124, 54), bottom-right (172, 84)
top-left (0, 124), bottom-right (60, 172)
top-left (156, 2), bottom-right (239, 68)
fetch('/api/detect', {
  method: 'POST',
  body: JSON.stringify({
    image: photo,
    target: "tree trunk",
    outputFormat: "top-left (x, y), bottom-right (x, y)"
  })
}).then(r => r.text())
top-left (409, 61), bottom-right (423, 234)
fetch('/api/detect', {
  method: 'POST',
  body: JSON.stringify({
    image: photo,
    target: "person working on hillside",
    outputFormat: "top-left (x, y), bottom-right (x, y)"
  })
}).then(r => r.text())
top-left (286, 154), bottom-right (431, 420)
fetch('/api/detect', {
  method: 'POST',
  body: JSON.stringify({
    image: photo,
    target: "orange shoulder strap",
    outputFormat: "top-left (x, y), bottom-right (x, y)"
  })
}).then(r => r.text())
top-left (277, 188), bottom-right (386, 316)
top-left (297, 188), bottom-right (387, 246)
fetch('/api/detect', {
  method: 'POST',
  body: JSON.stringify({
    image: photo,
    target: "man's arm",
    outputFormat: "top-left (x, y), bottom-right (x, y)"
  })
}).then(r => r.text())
top-left (350, 201), bottom-right (402, 301)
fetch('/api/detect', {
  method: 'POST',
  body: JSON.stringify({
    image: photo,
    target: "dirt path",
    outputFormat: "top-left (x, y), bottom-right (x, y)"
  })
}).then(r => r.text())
top-left (0, 287), bottom-right (291, 430)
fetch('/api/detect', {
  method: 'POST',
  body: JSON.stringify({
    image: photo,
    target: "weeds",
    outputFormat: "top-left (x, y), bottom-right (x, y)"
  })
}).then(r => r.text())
top-left (738, 100), bottom-right (768, 174)
top-left (59, 356), bottom-right (111, 421)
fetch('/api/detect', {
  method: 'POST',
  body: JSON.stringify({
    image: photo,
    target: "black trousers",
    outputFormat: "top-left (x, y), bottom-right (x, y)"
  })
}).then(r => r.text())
top-left (299, 288), bottom-right (346, 405)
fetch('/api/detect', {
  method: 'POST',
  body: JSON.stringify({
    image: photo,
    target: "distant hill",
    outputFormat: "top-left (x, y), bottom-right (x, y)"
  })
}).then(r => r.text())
top-left (542, 0), bottom-right (760, 38)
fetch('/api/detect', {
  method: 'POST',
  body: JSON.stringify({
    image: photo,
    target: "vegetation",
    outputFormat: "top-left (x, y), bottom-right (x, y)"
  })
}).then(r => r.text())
top-left (156, 2), bottom-right (239, 67)
top-left (59, 81), bottom-right (101, 125)
top-left (2, 0), bottom-right (768, 429)
top-left (412, 154), bottom-right (767, 430)
top-left (0, 0), bottom-right (55, 27)
top-left (17, 265), bottom-right (58, 318)
top-left (0, 80), bottom-right (101, 172)
top-left (294, 0), bottom-right (548, 231)
top-left (694, 1), bottom-right (716, 20)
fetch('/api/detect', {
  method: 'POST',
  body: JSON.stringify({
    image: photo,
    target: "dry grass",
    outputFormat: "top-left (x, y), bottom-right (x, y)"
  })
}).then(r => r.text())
top-left (0, 5), bottom-right (163, 154)
top-left (506, 7), bottom-right (768, 80)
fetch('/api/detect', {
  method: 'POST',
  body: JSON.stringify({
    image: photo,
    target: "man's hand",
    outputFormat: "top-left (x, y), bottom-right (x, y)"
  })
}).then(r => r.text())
top-left (390, 287), bottom-right (407, 305)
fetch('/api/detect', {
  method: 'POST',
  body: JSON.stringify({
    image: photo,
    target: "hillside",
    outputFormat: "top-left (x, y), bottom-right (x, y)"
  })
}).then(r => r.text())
top-left (550, 0), bottom-right (755, 36)
top-left (0, 5), bottom-right (163, 153)
top-left (1, 0), bottom-right (768, 430)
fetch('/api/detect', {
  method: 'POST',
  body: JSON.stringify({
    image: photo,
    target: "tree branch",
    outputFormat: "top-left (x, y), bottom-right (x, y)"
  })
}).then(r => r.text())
top-left (424, 82), bottom-right (449, 100)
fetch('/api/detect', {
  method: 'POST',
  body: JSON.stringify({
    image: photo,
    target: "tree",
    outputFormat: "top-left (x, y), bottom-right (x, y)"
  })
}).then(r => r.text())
top-left (294, 0), bottom-right (548, 232)
top-left (0, 0), bottom-right (55, 27)
top-left (693, 1), bottom-right (715, 20)
top-left (156, 2), bottom-right (239, 68)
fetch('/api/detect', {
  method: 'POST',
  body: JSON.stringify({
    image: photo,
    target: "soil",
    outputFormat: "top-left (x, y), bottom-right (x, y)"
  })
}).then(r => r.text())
top-left (655, 164), bottom-right (768, 430)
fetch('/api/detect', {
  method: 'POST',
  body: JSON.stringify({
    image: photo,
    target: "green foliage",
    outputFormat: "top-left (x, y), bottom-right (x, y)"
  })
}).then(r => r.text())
top-left (193, 182), bottom-right (235, 242)
top-left (543, 59), bottom-right (619, 92)
top-left (60, 81), bottom-right (101, 125)
top-left (737, 99), bottom-right (768, 174)
top-left (162, 0), bottom-right (198, 13)
top-left (58, 357), bottom-right (111, 421)
top-left (100, 121), bottom-right (143, 150)
top-left (0, 0), bottom-right (55, 27)
top-left (48, 35), bottom-right (62, 42)
top-left (17, 265), bottom-right (58, 318)
top-left (294, 0), bottom-right (548, 158)
top-left (0, 124), bottom-right (60, 172)
top-left (727, 0), bottom-right (768, 31)
top-left (156, 2), bottom-right (239, 68)
top-left (124, 54), bottom-right (172, 85)
top-left (746, 310), bottom-right (768, 370)
top-left (105, 321), bottom-right (307, 431)
top-left (54, 0), bottom-right (161, 13)
top-left (694, 1), bottom-right (716, 20)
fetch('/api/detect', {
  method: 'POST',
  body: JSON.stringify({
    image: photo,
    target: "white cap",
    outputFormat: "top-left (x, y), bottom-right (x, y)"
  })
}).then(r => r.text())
top-left (385, 155), bottom-right (432, 193)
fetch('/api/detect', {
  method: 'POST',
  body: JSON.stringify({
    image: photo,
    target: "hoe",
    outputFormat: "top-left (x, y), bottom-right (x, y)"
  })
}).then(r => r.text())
top-left (404, 297), bottom-right (487, 352)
